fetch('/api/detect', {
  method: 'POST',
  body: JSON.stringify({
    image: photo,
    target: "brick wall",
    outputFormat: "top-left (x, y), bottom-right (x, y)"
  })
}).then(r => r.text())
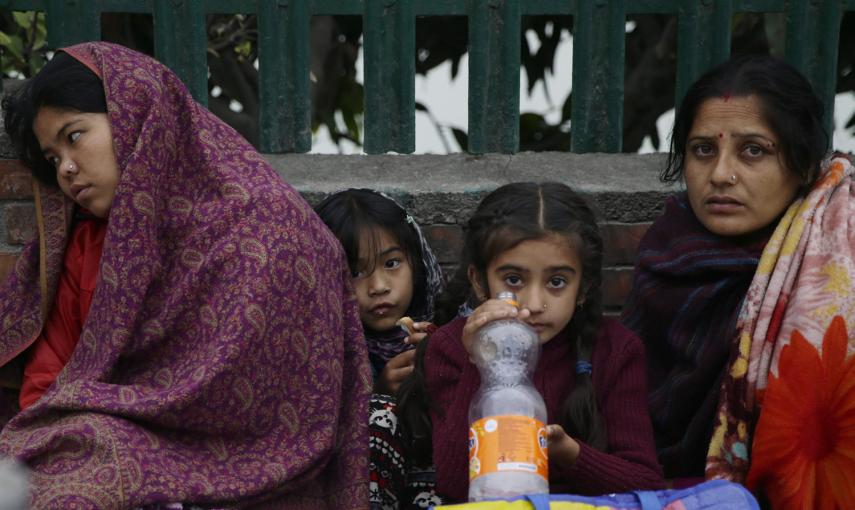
top-left (420, 221), bottom-right (650, 313)
top-left (0, 152), bottom-right (671, 312)
top-left (0, 159), bottom-right (33, 282)
top-left (280, 152), bottom-right (670, 313)
top-left (600, 222), bottom-right (651, 311)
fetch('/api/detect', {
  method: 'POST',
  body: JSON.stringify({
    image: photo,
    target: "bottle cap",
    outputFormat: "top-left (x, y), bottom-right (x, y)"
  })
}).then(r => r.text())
top-left (495, 291), bottom-right (519, 308)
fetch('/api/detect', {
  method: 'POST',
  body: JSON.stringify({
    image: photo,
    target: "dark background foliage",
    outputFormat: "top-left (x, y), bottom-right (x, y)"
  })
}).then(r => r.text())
top-left (2, 12), bottom-right (853, 152)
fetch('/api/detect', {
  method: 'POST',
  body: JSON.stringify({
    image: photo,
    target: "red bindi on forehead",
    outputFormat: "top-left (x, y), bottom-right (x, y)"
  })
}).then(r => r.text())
top-left (722, 91), bottom-right (731, 102)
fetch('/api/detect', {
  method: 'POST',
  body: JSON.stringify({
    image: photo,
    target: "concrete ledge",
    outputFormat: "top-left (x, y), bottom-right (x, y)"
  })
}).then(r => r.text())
top-left (270, 152), bottom-right (678, 224)
top-left (0, 153), bottom-right (678, 251)
top-left (0, 152), bottom-right (677, 308)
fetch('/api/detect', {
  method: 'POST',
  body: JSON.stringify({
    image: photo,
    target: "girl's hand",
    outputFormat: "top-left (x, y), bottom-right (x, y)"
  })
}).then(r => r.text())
top-left (404, 321), bottom-right (436, 346)
top-left (461, 299), bottom-right (531, 357)
top-left (377, 321), bottom-right (435, 394)
top-left (546, 424), bottom-right (581, 467)
top-left (376, 349), bottom-right (416, 395)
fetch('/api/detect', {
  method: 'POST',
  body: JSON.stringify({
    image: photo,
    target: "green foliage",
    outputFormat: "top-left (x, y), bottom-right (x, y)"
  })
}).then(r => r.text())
top-left (2, 11), bottom-right (852, 151)
top-left (0, 11), bottom-right (47, 78)
top-left (337, 79), bottom-right (364, 145)
top-left (208, 14), bottom-right (256, 61)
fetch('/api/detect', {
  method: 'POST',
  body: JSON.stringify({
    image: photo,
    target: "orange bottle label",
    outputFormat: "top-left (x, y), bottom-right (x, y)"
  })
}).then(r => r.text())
top-left (468, 415), bottom-right (549, 481)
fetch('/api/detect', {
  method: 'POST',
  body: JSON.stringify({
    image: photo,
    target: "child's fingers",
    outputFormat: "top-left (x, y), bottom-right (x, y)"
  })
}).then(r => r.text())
top-left (382, 367), bottom-right (413, 395)
top-left (546, 424), bottom-right (567, 441)
top-left (386, 349), bottom-right (416, 369)
top-left (465, 308), bottom-right (519, 332)
top-left (378, 351), bottom-right (417, 394)
top-left (405, 331), bottom-right (428, 345)
top-left (392, 364), bottom-right (415, 379)
top-left (546, 423), bottom-right (580, 465)
top-left (411, 322), bottom-right (437, 334)
top-left (385, 364), bottom-right (415, 393)
top-left (404, 322), bottom-right (435, 344)
top-left (461, 299), bottom-right (524, 356)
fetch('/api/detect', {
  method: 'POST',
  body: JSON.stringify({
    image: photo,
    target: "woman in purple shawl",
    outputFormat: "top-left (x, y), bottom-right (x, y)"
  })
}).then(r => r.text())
top-left (0, 42), bottom-right (371, 509)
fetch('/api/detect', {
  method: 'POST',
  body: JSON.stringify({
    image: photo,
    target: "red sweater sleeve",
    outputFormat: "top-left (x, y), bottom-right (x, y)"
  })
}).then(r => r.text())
top-left (552, 322), bottom-right (665, 493)
top-left (19, 218), bottom-right (106, 409)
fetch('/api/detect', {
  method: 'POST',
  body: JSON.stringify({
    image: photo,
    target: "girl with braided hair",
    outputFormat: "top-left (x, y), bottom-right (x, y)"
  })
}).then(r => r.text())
top-left (389, 182), bottom-right (663, 507)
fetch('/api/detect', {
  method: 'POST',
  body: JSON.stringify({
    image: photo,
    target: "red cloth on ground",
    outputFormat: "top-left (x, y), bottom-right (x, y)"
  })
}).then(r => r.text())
top-left (19, 216), bottom-right (106, 409)
top-left (425, 316), bottom-right (664, 502)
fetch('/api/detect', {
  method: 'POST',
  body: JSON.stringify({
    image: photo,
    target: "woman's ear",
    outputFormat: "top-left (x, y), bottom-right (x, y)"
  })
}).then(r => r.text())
top-left (467, 265), bottom-right (488, 302)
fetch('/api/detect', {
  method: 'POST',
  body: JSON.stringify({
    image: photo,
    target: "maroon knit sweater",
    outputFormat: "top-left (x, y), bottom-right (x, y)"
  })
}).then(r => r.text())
top-left (424, 316), bottom-right (664, 502)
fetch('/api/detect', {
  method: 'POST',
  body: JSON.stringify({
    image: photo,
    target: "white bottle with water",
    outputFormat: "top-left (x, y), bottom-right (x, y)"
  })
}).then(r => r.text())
top-left (468, 291), bottom-right (549, 501)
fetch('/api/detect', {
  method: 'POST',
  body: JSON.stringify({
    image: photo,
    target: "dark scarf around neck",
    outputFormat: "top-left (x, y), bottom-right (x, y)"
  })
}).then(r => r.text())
top-left (621, 193), bottom-right (772, 478)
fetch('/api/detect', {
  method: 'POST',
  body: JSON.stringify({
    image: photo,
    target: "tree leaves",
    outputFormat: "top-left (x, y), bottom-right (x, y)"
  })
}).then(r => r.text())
top-left (0, 11), bottom-right (47, 78)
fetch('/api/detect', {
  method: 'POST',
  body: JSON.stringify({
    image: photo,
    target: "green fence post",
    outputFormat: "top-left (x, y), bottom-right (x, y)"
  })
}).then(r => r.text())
top-left (45, 0), bottom-right (100, 49)
top-left (785, 0), bottom-right (842, 138)
top-left (571, 0), bottom-right (626, 153)
top-left (468, 0), bottom-right (520, 154)
top-left (153, 0), bottom-right (208, 105)
top-left (675, 0), bottom-right (732, 110)
top-left (258, 0), bottom-right (311, 153)
top-left (363, 0), bottom-right (415, 153)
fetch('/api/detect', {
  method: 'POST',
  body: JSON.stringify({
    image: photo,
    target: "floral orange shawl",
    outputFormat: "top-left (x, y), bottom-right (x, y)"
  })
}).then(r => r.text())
top-left (707, 154), bottom-right (855, 508)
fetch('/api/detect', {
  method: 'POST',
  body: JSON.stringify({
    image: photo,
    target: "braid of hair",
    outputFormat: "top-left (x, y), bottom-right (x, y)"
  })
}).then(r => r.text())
top-left (433, 264), bottom-right (472, 326)
top-left (396, 334), bottom-right (434, 465)
top-left (557, 205), bottom-right (608, 451)
top-left (559, 293), bottom-right (608, 451)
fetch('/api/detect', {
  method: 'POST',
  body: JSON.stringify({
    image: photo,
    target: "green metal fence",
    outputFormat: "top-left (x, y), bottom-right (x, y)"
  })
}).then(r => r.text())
top-left (1, 0), bottom-right (853, 154)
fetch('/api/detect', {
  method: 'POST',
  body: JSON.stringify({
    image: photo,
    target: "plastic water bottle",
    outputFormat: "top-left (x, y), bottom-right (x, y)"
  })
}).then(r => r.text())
top-left (468, 291), bottom-right (549, 501)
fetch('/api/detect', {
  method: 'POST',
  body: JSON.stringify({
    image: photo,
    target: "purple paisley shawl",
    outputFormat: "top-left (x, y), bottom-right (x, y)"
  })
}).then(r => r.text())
top-left (0, 42), bottom-right (371, 509)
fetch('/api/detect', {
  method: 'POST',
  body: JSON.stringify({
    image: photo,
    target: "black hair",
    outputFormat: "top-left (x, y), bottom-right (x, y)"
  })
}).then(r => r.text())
top-left (663, 54), bottom-right (828, 188)
top-left (314, 188), bottom-right (428, 325)
top-left (2, 52), bottom-right (107, 187)
top-left (403, 182), bottom-right (608, 460)
top-left (396, 331), bottom-right (434, 465)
